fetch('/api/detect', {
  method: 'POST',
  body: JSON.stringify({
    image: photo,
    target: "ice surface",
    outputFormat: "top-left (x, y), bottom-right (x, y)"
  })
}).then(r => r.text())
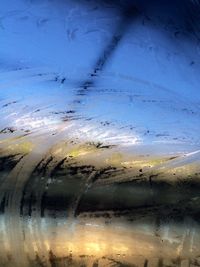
top-left (0, 0), bottom-right (200, 266)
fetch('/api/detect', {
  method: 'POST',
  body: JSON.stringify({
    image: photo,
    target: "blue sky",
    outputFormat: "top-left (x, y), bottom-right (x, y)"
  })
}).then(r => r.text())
top-left (1, 0), bottom-right (200, 157)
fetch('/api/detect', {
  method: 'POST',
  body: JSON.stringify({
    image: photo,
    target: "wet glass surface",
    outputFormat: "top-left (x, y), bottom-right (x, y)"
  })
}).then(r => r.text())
top-left (0, 0), bottom-right (200, 266)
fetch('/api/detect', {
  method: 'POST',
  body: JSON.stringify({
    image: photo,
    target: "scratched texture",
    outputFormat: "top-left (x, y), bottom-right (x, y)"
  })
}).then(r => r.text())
top-left (0, 0), bottom-right (200, 266)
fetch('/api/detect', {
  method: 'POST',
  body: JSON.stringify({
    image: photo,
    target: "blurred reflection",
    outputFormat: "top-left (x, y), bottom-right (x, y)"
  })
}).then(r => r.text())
top-left (1, 0), bottom-right (200, 266)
